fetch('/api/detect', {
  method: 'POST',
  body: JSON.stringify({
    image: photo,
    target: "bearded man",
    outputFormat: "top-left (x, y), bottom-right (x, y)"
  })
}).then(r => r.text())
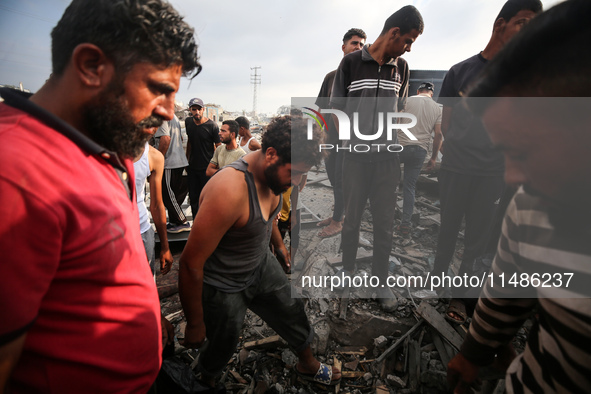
top-left (0, 0), bottom-right (200, 391)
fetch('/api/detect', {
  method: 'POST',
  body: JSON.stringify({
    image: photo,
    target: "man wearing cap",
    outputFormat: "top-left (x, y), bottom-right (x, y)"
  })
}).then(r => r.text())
top-left (155, 112), bottom-right (191, 233)
top-left (185, 98), bottom-right (221, 218)
top-left (396, 82), bottom-right (442, 239)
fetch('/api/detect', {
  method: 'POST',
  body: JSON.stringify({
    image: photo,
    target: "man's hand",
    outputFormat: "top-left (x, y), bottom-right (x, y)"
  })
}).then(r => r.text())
top-left (160, 250), bottom-right (173, 275)
top-left (181, 321), bottom-right (207, 349)
top-left (447, 353), bottom-right (480, 394)
top-left (161, 315), bottom-right (175, 348)
top-left (275, 246), bottom-right (292, 274)
top-left (426, 158), bottom-right (437, 171)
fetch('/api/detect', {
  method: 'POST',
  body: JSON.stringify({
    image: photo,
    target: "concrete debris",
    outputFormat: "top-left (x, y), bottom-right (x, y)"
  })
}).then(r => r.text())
top-left (153, 164), bottom-right (533, 393)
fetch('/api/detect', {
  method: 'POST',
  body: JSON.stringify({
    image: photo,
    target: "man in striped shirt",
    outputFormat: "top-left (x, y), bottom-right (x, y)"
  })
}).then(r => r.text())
top-left (448, 1), bottom-right (591, 392)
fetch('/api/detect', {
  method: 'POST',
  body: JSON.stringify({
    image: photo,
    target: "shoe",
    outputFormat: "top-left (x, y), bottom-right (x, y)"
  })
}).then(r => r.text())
top-left (374, 287), bottom-right (398, 312)
top-left (396, 224), bottom-right (411, 239)
top-left (167, 222), bottom-right (191, 233)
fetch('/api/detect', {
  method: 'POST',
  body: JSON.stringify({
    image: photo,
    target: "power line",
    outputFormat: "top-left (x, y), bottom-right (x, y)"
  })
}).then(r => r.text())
top-left (0, 5), bottom-right (55, 23)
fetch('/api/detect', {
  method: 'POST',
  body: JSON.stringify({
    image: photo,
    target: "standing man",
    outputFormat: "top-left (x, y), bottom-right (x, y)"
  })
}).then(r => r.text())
top-left (179, 115), bottom-right (341, 388)
top-left (134, 142), bottom-right (174, 276)
top-left (316, 27), bottom-right (367, 239)
top-left (185, 98), bottom-right (221, 219)
top-left (448, 1), bottom-right (591, 392)
top-left (236, 116), bottom-right (261, 154)
top-left (155, 113), bottom-right (191, 233)
top-left (0, 0), bottom-right (200, 391)
top-left (396, 82), bottom-right (442, 238)
top-left (206, 119), bottom-right (246, 176)
top-left (330, 6), bottom-right (423, 312)
top-left (432, 0), bottom-right (542, 323)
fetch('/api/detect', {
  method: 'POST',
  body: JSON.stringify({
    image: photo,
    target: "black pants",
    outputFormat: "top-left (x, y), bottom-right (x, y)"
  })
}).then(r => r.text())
top-left (432, 169), bottom-right (504, 296)
top-left (325, 149), bottom-right (345, 222)
top-left (162, 167), bottom-right (188, 225)
top-left (341, 157), bottom-right (400, 283)
top-left (187, 168), bottom-right (209, 219)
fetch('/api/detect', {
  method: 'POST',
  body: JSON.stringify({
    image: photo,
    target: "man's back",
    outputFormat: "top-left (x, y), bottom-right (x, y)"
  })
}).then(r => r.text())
top-left (398, 94), bottom-right (441, 151)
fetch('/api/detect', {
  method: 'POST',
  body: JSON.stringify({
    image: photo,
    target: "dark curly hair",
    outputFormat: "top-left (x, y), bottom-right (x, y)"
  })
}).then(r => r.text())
top-left (262, 111), bottom-right (325, 166)
top-left (51, 0), bottom-right (201, 78)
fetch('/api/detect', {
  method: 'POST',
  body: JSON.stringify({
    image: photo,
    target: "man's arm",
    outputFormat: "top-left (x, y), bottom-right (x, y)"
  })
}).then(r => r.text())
top-left (205, 162), bottom-right (218, 177)
top-left (271, 221), bottom-right (290, 273)
top-left (426, 123), bottom-right (443, 171)
top-left (248, 138), bottom-right (261, 152)
top-left (0, 333), bottom-right (27, 392)
top-left (155, 121), bottom-right (171, 157)
top-left (147, 146), bottom-right (173, 275)
top-left (179, 172), bottom-right (247, 348)
top-left (206, 148), bottom-right (220, 177)
top-left (448, 195), bottom-right (536, 392)
top-left (157, 136), bottom-right (171, 157)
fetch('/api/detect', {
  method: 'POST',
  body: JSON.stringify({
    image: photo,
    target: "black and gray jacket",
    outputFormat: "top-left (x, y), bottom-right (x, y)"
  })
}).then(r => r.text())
top-left (329, 44), bottom-right (410, 160)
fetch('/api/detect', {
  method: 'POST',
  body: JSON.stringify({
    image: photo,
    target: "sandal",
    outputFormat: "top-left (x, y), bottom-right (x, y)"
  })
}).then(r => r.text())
top-left (295, 362), bottom-right (341, 386)
top-left (445, 298), bottom-right (467, 325)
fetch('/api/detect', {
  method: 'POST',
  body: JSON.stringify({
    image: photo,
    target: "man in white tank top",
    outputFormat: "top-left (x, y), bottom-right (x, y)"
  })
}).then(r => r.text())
top-left (134, 142), bottom-right (173, 275)
top-left (236, 116), bottom-right (261, 154)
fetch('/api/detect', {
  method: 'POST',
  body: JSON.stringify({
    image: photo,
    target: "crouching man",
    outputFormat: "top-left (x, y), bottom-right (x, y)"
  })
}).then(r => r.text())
top-left (179, 114), bottom-right (341, 387)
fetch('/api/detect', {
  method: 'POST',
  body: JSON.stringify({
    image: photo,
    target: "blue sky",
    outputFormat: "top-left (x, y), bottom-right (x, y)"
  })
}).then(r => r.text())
top-left (0, 0), bottom-right (563, 114)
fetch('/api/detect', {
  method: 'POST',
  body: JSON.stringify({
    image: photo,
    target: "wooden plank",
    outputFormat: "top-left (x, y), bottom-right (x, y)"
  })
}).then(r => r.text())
top-left (416, 302), bottom-right (463, 350)
top-left (408, 340), bottom-right (420, 393)
top-left (337, 346), bottom-right (368, 356)
top-left (229, 370), bottom-right (248, 384)
top-left (430, 328), bottom-right (451, 368)
top-left (243, 335), bottom-right (287, 350)
top-left (334, 356), bottom-right (342, 393)
top-left (341, 371), bottom-right (365, 379)
top-left (376, 319), bottom-right (424, 363)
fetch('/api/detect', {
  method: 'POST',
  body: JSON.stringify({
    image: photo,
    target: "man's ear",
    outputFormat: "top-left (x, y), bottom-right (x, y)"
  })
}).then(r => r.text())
top-left (493, 17), bottom-right (506, 33)
top-left (389, 27), bottom-right (400, 39)
top-left (71, 43), bottom-right (114, 88)
top-left (265, 147), bottom-right (279, 164)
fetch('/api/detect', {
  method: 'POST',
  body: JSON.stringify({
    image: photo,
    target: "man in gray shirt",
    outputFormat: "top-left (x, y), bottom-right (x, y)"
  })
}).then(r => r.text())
top-left (155, 113), bottom-right (190, 233)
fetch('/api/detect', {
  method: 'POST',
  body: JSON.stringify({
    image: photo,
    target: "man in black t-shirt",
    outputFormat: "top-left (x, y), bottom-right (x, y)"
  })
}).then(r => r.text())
top-left (432, 0), bottom-right (542, 324)
top-left (185, 97), bottom-right (221, 218)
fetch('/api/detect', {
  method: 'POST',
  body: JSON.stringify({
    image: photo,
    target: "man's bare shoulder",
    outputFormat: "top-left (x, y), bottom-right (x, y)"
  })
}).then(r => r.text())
top-left (202, 166), bottom-right (247, 201)
top-left (148, 145), bottom-right (164, 169)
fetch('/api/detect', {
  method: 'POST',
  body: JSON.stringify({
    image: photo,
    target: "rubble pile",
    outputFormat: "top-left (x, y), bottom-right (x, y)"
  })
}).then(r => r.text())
top-left (155, 166), bottom-right (531, 393)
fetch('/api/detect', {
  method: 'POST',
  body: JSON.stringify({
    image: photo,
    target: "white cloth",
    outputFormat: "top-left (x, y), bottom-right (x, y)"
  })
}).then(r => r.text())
top-left (134, 143), bottom-right (151, 234)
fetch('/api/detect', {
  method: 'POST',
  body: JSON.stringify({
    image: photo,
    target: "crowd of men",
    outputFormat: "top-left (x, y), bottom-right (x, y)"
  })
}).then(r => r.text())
top-left (1, 0), bottom-right (590, 392)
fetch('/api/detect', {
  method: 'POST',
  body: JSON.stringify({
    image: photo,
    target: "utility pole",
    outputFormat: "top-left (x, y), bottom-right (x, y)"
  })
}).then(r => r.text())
top-left (250, 66), bottom-right (261, 120)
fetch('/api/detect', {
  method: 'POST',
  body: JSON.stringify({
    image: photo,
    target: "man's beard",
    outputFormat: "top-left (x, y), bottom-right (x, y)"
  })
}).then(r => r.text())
top-left (82, 81), bottom-right (163, 159)
top-left (264, 162), bottom-right (289, 196)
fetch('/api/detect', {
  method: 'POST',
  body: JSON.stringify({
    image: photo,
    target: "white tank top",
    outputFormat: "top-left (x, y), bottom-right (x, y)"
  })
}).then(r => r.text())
top-left (240, 136), bottom-right (256, 154)
top-left (134, 143), bottom-right (151, 234)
